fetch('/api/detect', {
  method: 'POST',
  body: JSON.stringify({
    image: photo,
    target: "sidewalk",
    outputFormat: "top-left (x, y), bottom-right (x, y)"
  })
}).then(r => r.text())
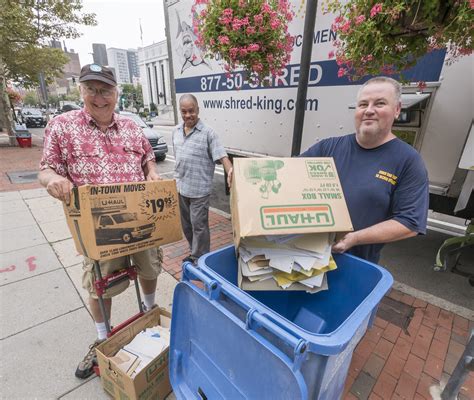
top-left (1, 141), bottom-right (473, 399)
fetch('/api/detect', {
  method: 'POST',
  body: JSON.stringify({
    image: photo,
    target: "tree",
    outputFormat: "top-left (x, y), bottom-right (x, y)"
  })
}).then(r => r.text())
top-left (121, 83), bottom-right (144, 112)
top-left (64, 87), bottom-right (81, 103)
top-left (23, 91), bottom-right (40, 107)
top-left (0, 0), bottom-right (96, 145)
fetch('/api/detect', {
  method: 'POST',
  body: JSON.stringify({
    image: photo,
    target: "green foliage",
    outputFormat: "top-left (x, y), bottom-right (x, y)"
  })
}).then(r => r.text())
top-left (0, 0), bottom-right (96, 86)
top-left (325, 0), bottom-right (474, 80)
top-left (47, 94), bottom-right (60, 108)
top-left (150, 102), bottom-right (157, 112)
top-left (64, 87), bottom-right (80, 102)
top-left (121, 84), bottom-right (144, 110)
top-left (23, 90), bottom-right (40, 106)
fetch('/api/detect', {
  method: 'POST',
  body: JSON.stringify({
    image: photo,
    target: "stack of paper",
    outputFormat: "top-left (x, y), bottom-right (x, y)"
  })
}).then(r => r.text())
top-left (111, 324), bottom-right (170, 377)
top-left (238, 232), bottom-right (337, 293)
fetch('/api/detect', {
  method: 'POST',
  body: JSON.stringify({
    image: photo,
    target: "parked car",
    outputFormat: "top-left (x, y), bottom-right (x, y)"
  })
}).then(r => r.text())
top-left (20, 108), bottom-right (47, 128)
top-left (120, 111), bottom-right (168, 162)
top-left (54, 103), bottom-right (82, 117)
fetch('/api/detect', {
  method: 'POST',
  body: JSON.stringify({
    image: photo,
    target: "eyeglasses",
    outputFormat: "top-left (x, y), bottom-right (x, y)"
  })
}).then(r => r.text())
top-left (82, 85), bottom-right (116, 98)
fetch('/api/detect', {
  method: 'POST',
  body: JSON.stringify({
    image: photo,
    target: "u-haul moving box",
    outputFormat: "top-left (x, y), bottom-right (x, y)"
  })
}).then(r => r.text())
top-left (96, 308), bottom-right (172, 400)
top-left (231, 157), bottom-right (353, 290)
top-left (63, 180), bottom-right (182, 261)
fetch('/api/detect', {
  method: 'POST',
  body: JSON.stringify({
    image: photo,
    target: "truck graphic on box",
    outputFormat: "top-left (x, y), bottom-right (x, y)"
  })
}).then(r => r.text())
top-left (90, 196), bottom-right (156, 245)
top-left (94, 212), bottom-right (155, 245)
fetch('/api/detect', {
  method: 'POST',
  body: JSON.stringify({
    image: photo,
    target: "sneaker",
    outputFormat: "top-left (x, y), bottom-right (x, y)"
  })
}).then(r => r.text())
top-left (182, 255), bottom-right (197, 264)
top-left (75, 338), bottom-right (105, 379)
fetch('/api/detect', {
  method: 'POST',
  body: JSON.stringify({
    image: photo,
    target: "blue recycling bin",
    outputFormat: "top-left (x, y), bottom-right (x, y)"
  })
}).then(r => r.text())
top-left (170, 245), bottom-right (393, 399)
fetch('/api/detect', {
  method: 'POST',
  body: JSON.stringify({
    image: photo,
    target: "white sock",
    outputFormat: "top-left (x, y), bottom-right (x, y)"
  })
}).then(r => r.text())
top-left (143, 292), bottom-right (156, 311)
top-left (95, 322), bottom-right (108, 340)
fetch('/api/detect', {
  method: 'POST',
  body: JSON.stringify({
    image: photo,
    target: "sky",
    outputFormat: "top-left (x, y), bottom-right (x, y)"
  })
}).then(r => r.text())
top-left (67, 0), bottom-right (166, 65)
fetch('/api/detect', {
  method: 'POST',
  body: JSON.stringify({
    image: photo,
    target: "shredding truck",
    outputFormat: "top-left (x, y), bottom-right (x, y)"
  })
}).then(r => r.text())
top-left (163, 0), bottom-right (473, 219)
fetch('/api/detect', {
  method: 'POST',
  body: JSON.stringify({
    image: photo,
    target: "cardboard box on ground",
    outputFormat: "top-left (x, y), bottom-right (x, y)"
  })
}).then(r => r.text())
top-left (63, 180), bottom-right (182, 261)
top-left (96, 308), bottom-right (172, 400)
top-left (231, 158), bottom-right (353, 292)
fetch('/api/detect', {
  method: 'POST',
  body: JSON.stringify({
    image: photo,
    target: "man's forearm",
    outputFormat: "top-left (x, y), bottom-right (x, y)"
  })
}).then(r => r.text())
top-left (38, 167), bottom-right (74, 203)
top-left (38, 168), bottom-right (61, 188)
top-left (351, 220), bottom-right (416, 246)
top-left (220, 156), bottom-right (233, 174)
top-left (144, 160), bottom-right (157, 175)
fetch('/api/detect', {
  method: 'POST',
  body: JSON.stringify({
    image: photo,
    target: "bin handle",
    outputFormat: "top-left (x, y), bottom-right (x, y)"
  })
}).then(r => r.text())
top-left (182, 262), bottom-right (221, 300)
top-left (182, 263), bottom-right (308, 372)
top-left (246, 308), bottom-right (308, 372)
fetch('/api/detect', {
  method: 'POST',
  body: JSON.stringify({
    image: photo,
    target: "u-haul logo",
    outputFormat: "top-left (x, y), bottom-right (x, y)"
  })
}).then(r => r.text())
top-left (260, 204), bottom-right (334, 230)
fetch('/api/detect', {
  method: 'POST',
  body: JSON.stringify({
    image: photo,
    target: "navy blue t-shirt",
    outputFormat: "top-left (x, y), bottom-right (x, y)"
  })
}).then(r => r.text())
top-left (301, 134), bottom-right (429, 263)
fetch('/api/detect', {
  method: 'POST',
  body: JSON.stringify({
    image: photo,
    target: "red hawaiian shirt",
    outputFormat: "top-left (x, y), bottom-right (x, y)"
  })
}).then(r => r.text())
top-left (40, 109), bottom-right (154, 185)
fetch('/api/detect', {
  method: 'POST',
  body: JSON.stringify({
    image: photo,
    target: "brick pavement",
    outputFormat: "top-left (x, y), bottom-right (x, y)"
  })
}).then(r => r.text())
top-left (0, 133), bottom-right (43, 192)
top-left (1, 135), bottom-right (472, 400)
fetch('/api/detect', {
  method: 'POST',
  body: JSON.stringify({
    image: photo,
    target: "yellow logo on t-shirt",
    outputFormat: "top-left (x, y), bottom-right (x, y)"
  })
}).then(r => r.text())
top-left (375, 170), bottom-right (397, 185)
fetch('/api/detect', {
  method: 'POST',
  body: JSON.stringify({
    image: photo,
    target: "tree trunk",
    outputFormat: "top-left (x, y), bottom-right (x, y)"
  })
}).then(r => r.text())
top-left (0, 56), bottom-right (17, 146)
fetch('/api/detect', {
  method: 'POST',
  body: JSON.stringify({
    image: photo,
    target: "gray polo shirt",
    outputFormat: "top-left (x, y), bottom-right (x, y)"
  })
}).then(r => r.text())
top-left (172, 119), bottom-right (227, 198)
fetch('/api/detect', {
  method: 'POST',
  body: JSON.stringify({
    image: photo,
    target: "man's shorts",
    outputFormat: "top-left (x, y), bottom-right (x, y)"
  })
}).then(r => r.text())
top-left (82, 247), bottom-right (163, 299)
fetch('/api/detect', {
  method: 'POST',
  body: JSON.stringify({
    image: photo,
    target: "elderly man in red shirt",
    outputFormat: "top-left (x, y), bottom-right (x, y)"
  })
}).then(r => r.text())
top-left (38, 64), bottom-right (162, 379)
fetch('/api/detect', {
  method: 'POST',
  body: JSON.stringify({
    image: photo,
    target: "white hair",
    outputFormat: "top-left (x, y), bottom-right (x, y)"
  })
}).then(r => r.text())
top-left (357, 77), bottom-right (401, 103)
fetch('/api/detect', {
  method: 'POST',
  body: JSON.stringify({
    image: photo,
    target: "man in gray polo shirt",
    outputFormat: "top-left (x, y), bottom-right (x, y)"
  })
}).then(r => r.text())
top-left (172, 94), bottom-right (233, 263)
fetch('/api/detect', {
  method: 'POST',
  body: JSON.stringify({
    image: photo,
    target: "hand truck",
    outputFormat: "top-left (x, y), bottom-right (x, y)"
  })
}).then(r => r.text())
top-left (92, 254), bottom-right (146, 376)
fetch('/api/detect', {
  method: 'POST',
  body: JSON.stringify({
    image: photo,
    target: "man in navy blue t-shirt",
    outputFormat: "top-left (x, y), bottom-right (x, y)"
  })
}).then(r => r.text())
top-left (301, 77), bottom-right (429, 263)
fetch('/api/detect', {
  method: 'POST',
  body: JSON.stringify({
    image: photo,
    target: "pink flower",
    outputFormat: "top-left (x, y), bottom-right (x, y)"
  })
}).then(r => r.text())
top-left (254, 14), bottom-right (263, 24)
top-left (218, 35), bottom-right (230, 45)
top-left (270, 19), bottom-right (280, 29)
top-left (222, 8), bottom-right (233, 18)
top-left (246, 26), bottom-right (256, 35)
top-left (355, 15), bottom-right (365, 25)
top-left (219, 16), bottom-right (232, 25)
top-left (239, 47), bottom-right (248, 56)
top-left (261, 3), bottom-right (271, 13)
top-left (328, 50), bottom-right (335, 59)
top-left (337, 67), bottom-right (346, 78)
top-left (248, 43), bottom-right (260, 52)
top-left (370, 3), bottom-right (382, 18)
top-left (340, 21), bottom-right (351, 33)
top-left (417, 81), bottom-right (427, 91)
top-left (232, 19), bottom-right (242, 30)
top-left (230, 47), bottom-right (239, 59)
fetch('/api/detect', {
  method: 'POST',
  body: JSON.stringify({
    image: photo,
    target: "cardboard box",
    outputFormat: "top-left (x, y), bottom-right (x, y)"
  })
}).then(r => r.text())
top-left (96, 308), bottom-right (172, 400)
top-left (63, 180), bottom-right (182, 261)
top-left (231, 158), bottom-right (353, 290)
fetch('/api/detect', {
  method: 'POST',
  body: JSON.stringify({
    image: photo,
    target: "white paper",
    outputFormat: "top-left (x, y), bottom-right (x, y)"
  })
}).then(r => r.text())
top-left (268, 256), bottom-right (294, 273)
top-left (299, 273), bottom-right (325, 288)
top-left (240, 257), bottom-right (273, 277)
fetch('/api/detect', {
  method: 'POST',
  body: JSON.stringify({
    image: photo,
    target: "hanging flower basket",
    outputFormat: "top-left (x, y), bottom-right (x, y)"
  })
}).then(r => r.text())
top-left (325, 0), bottom-right (474, 80)
top-left (192, 0), bottom-right (294, 84)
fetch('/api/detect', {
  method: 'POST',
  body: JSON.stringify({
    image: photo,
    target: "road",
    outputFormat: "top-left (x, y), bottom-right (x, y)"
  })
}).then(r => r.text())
top-left (31, 125), bottom-right (473, 314)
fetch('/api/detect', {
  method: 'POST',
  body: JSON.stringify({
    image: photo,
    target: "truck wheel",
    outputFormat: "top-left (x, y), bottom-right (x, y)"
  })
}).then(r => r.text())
top-left (121, 232), bottom-right (132, 243)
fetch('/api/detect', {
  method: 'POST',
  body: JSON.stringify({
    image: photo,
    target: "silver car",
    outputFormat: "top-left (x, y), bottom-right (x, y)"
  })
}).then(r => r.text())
top-left (120, 112), bottom-right (168, 162)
